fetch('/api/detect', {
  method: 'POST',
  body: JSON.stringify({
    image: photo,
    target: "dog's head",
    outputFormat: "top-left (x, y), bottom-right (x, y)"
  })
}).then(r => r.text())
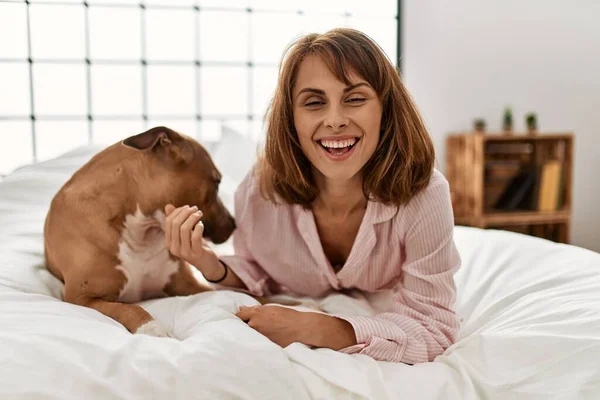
top-left (122, 126), bottom-right (235, 244)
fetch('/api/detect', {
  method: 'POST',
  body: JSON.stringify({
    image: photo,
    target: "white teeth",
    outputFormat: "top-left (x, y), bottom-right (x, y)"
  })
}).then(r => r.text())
top-left (320, 138), bottom-right (357, 149)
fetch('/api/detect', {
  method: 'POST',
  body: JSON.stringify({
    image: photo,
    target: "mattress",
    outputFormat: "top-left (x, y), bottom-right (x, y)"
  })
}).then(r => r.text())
top-left (1, 145), bottom-right (599, 399)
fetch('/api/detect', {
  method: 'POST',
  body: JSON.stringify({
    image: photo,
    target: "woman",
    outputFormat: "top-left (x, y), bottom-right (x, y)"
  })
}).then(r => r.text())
top-left (164, 28), bottom-right (461, 364)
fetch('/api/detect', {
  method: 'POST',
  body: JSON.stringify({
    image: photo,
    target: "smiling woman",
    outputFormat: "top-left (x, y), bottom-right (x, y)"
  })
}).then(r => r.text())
top-left (166, 27), bottom-right (462, 365)
top-left (259, 28), bottom-right (435, 208)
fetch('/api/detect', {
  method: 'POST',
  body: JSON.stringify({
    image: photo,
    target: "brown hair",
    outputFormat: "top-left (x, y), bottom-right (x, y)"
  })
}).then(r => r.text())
top-left (257, 27), bottom-right (435, 208)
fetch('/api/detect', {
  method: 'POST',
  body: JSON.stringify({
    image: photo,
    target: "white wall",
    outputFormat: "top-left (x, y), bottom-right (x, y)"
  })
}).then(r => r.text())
top-left (404, 0), bottom-right (600, 252)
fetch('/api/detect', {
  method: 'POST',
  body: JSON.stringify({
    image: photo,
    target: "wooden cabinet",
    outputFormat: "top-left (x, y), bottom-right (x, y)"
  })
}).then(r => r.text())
top-left (445, 132), bottom-right (573, 244)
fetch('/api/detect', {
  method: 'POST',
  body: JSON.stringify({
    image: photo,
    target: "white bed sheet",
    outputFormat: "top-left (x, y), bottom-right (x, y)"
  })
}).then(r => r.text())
top-left (1, 145), bottom-right (599, 399)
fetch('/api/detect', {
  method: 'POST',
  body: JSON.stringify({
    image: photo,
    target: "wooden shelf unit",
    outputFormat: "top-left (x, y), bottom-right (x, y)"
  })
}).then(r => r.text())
top-left (446, 132), bottom-right (574, 244)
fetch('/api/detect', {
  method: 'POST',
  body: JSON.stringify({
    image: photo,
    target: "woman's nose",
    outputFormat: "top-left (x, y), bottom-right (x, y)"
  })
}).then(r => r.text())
top-left (324, 105), bottom-right (349, 131)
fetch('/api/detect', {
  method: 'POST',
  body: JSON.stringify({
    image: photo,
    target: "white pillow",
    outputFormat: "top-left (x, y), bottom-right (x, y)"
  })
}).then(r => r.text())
top-left (210, 123), bottom-right (260, 212)
top-left (211, 123), bottom-right (260, 183)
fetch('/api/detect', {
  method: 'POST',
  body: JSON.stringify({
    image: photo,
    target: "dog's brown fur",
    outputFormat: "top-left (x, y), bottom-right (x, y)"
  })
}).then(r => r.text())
top-left (44, 126), bottom-right (242, 335)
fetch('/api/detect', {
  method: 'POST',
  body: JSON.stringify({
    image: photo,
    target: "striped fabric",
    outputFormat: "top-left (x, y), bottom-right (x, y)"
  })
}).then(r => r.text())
top-left (219, 168), bottom-right (462, 364)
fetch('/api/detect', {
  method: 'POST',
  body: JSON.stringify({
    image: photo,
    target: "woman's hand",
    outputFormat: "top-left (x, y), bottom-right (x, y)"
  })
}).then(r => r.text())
top-left (236, 305), bottom-right (311, 348)
top-left (165, 204), bottom-right (249, 289)
top-left (164, 204), bottom-right (216, 270)
top-left (235, 305), bottom-right (357, 350)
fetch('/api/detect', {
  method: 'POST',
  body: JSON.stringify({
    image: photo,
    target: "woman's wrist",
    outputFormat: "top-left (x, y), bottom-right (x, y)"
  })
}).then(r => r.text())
top-left (204, 259), bottom-right (228, 283)
top-left (194, 253), bottom-right (248, 290)
top-left (301, 313), bottom-right (357, 350)
top-left (195, 253), bottom-right (224, 282)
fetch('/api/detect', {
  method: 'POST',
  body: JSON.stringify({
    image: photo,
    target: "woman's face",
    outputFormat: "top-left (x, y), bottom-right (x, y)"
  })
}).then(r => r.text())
top-left (292, 55), bottom-right (382, 183)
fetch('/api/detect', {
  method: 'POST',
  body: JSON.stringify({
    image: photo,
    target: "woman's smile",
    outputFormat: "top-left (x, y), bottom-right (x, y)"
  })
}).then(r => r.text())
top-left (316, 136), bottom-right (361, 162)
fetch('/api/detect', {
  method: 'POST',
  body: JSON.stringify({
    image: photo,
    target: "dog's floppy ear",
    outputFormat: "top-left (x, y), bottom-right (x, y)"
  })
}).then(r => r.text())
top-left (122, 126), bottom-right (193, 164)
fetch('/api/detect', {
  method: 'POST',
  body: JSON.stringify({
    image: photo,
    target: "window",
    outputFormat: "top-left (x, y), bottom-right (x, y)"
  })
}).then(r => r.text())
top-left (0, 0), bottom-right (399, 176)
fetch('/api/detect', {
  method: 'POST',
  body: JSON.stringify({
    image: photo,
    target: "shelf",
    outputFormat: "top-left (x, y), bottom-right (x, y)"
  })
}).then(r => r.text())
top-left (483, 133), bottom-right (573, 142)
top-left (483, 209), bottom-right (570, 226)
top-left (455, 210), bottom-right (570, 227)
top-left (446, 132), bottom-right (573, 243)
top-left (448, 132), bottom-right (573, 142)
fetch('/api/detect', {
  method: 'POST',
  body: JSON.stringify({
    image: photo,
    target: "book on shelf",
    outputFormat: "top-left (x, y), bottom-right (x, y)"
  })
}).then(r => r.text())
top-left (491, 160), bottom-right (564, 212)
top-left (493, 167), bottom-right (538, 210)
top-left (536, 160), bottom-right (564, 211)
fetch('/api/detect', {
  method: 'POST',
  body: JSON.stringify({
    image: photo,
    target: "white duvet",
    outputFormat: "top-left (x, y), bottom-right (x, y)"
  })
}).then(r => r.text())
top-left (1, 146), bottom-right (600, 399)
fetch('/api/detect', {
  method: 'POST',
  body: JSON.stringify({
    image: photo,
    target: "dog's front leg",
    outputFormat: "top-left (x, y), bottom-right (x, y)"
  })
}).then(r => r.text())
top-left (63, 268), bottom-right (173, 337)
top-left (82, 297), bottom-right (172, 337)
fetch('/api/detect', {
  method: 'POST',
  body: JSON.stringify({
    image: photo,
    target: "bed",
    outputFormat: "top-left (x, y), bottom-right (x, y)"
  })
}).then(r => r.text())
top-left (1, 144), bottom-right (599, 400)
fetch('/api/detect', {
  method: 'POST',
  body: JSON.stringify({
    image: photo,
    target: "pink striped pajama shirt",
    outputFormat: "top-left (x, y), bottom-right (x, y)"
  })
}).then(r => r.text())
top-left (218, 168), bottom-right (462, 364)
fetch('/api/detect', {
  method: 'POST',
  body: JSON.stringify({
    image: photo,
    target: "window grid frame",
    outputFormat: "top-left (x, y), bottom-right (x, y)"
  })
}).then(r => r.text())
top-left (0, 0), bottom-right (402, 166)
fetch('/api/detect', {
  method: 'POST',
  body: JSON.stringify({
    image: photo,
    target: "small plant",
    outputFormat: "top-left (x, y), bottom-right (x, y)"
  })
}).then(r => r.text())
top-left (503, 107), bottom-right (513, 133)
top-left (473, 118), bottom-right (486, 133)
top-left (526, 112), bottom-right (537, 134)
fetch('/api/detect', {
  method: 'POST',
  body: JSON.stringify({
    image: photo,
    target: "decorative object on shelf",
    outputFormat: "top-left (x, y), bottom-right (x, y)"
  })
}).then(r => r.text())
top-left (503, 106), bottom-right (513, 134)
top-left (473, 118), bottom-right (486, 133)
top-left (526, 112), bottom-right (537, 135)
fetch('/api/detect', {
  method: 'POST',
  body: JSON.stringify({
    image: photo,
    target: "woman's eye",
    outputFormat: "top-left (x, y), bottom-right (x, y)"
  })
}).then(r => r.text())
top-left (305, 101), bottom-right (325, 107)
top-left (347, 97), bottom-right (366, 104)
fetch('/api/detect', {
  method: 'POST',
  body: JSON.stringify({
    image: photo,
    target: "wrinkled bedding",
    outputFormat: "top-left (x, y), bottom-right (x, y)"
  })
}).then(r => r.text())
top-left (1, 146), bottom-right (599, 399)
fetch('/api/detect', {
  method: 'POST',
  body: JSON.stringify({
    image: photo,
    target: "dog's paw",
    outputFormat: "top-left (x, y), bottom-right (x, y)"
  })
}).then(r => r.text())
top-left (135, 320), bottom-right (175, 338)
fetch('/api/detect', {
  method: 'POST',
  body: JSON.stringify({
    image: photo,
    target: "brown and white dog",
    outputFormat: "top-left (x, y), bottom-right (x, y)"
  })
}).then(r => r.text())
top-left (43, 126), bottom-right (237, 337)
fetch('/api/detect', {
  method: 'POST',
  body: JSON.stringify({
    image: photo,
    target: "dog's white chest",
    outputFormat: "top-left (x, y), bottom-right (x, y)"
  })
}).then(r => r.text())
top-left (116, 208), bottom-right (179, 303)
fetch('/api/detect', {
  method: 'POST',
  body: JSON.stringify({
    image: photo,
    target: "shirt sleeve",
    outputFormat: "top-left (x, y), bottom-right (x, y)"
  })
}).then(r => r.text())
top-left (336, 178), bottom-right (462, 364)
top-left (213, 171), bottom-right (279, 297)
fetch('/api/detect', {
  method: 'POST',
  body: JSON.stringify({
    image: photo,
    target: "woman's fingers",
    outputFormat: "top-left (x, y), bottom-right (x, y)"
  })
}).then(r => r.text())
top-left (180, 210), bottom-right (203, 257)
top-left (165, 204), bottom-right (176, 216)
top-left (168, 206), bottom-right (197, 256)
top-left (164, 204), bottom-right (177, 247)
top-left (191, 217), bottom-right (205, 252)
top-left (166, 206), bottom-right (188, 249)
top-left (236, 306), bottom-right (258, 322)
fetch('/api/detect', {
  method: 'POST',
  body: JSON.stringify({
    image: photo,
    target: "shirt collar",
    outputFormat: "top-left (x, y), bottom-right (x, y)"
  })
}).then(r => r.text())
top-left (366, 198), bottom-right (399, 225)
